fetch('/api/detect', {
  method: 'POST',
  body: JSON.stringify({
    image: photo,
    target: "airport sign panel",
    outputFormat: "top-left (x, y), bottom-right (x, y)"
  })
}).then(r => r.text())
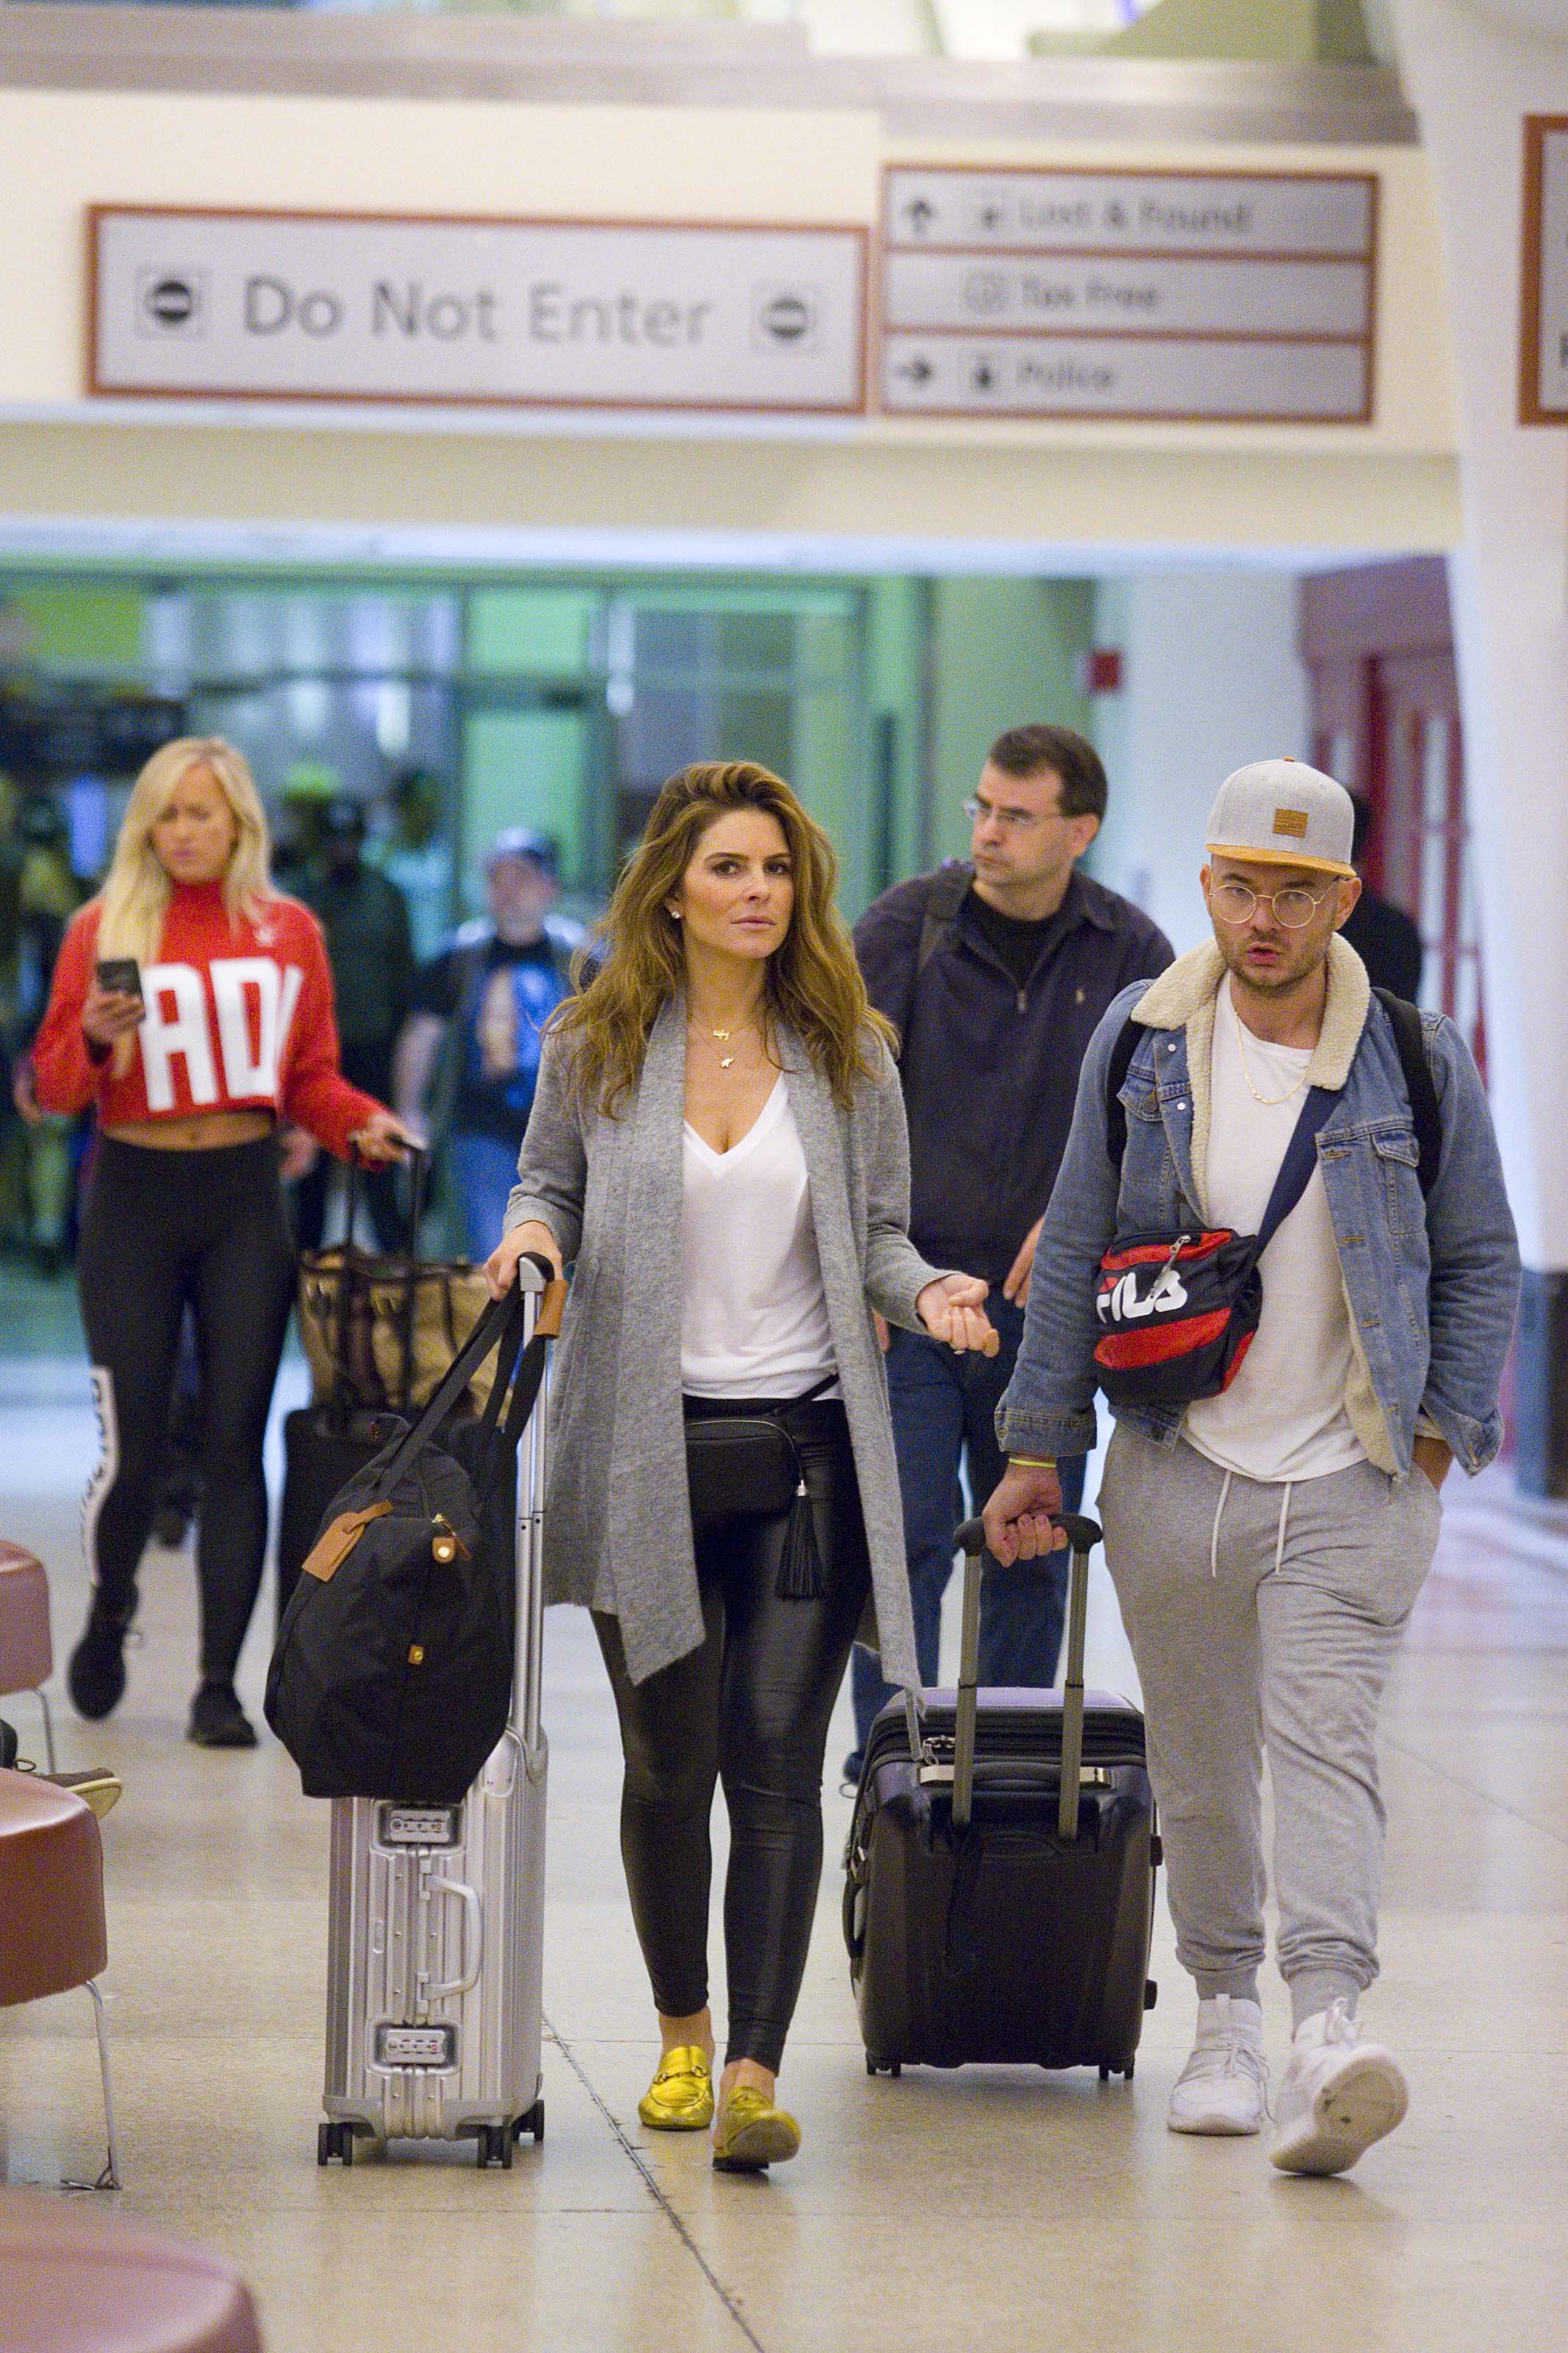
top-left (1521, 117), bottom-right (1568, 425)
top-left (879, 165), bottom-right (1377, 425)
top-left (89, 207), bottom-right (868, 417)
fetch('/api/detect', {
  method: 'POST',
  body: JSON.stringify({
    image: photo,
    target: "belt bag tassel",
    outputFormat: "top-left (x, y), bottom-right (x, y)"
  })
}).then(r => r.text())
top-left (775, 1471), bottom-right (826, 1602)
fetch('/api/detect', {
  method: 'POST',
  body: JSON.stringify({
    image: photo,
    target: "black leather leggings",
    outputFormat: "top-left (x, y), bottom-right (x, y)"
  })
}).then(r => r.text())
top-left (593, 1398), bottom-right (872, 2073)
top-left (77, 1135), bottom-right (296, 1682)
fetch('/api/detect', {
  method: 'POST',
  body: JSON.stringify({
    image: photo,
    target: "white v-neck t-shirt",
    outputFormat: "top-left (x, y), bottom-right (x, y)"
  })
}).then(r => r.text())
top-left (1182, 984), bottom-right (1365, 1484)
top-left (681, 1076), bottom-right (839, 1399)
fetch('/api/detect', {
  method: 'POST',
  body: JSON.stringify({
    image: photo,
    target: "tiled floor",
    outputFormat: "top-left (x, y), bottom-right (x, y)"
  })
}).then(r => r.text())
top-left (1, 1272), bottom-right (1564, 2351)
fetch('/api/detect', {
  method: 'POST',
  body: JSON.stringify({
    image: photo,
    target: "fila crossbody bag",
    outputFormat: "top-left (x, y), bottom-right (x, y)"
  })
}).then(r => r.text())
top-left (1092, 1088), bottom-right (1335, 1406)
top-left (1091, 990), bottom-right (1440, 1410)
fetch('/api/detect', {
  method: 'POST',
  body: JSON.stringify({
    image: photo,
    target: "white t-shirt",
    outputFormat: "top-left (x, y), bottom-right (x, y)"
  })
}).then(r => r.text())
top-left (1182, 984), bottom-right (1365, 1483)
top-left (681, 1076), bottom-right (840, 1399)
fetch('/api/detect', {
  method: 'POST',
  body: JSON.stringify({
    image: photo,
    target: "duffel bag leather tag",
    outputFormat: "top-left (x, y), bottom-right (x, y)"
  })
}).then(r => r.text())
top-left (301, 1501), bottom-right (392, 1585)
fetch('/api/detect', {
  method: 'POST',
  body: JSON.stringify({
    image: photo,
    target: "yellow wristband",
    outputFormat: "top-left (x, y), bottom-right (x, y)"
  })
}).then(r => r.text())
top-left (1010, 1455), bottom-right (1057, 1470)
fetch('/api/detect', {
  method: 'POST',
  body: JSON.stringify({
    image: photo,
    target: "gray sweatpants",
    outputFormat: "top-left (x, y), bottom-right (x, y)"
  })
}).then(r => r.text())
top-left (1098, 1424), bottom-right (1442, 2029)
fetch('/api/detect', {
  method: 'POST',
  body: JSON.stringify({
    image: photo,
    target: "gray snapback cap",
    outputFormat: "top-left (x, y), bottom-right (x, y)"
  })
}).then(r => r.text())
top-left (1206, 758), bottom-right (1356, 878)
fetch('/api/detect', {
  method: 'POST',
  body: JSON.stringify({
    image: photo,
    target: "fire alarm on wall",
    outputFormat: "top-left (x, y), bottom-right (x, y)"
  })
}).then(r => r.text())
top-left (1077, 647), bottom-right (1124, 696)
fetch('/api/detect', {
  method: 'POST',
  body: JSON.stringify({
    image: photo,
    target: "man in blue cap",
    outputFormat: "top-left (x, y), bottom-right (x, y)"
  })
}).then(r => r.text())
top-left (395, 827), bottom-right (579, 1257)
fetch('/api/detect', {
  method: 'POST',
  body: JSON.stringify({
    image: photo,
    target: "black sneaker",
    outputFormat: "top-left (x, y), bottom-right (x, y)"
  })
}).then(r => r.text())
top-left (187, 1682), bottom-right (259, 1749)
top-left (68, 1596), bottom-right (137, 1721)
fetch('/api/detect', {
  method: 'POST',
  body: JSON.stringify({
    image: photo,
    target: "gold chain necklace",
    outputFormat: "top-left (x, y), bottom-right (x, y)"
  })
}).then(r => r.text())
top-left (690, 1019), bottom-right (756, 1072)
top-left (1234, 1013), bottom-right (1308, 1106)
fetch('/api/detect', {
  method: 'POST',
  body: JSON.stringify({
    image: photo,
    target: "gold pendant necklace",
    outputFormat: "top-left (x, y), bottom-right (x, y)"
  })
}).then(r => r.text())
top-left (1234, 1015), bottom-right (1307, 1107)
top-left (694, 1021), bottom-right (747, 1071)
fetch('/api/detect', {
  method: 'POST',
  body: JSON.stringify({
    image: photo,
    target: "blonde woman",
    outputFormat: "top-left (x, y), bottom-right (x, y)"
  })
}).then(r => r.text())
top-left (32, 740), bottom-right (408, 1746)
top-left (484, 762), bottom-right (994, 2174)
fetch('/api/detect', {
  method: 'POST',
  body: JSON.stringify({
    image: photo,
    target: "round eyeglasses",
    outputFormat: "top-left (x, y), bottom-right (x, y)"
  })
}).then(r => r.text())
top-left (1211, 879), bottom-right (1335, 929)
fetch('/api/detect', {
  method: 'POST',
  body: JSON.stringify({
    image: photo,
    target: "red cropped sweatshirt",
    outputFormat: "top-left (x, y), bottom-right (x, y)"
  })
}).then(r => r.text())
top-left (32, 881), bottom-right (383, 1159)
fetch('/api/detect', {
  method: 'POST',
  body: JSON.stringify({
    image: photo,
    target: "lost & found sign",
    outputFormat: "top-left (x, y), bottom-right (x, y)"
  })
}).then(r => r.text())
top-left (880, 165), bottom-right (1377, 424)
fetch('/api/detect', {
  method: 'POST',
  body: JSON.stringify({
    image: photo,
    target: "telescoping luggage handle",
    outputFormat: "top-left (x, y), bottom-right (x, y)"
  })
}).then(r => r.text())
top-left (512, 1253), bottom-right (562, 1757)
top-left (323, 1145), bottom-right (434, 1426)
top-left (948, 1513), bottom-right (1103, 1841)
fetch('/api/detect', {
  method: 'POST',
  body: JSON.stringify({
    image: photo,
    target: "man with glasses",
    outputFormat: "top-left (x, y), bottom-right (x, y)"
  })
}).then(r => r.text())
top-left (845, 722), bottom-right (1171, 1780)
top-left (984, 760), bottom-right (1517, 2177)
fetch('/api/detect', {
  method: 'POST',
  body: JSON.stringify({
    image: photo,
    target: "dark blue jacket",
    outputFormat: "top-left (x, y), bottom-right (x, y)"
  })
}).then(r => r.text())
top-left (853, 864), bottom-right (1173, 1286)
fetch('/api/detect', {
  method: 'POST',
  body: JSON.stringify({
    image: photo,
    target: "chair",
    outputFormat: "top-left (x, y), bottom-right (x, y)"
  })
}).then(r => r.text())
top-left (0, 1768), bottom-right (118, 2190)
top-left (0, 1542), bottom-right (57, 1771)
top-left (0, 2188), bottom-right (262, 2353)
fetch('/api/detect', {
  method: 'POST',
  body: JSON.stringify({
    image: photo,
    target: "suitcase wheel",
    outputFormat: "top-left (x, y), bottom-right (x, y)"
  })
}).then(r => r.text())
top-left (318, 2121), bottom-right (354, 2166)
top-left (513, 2099), bottom-right (545, 2145)
top-left (477, 2124), bottom-right (512, 2169)
top-left (864, 2056), bottom-right (901, 2079)
top-left (1145, 1979), bottom-right (1159, 2010)
top-left (1098, 2059), bottom-right (1136, 2083)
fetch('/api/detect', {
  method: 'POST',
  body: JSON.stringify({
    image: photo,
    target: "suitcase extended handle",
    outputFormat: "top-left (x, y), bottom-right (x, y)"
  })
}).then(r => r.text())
top-left (952, 1512), bottom-right (1101, 1560)
top-left (949, 1513), bottom-right (1102, 1840)
top-left (518, 1252), bottom-right (568, 1342)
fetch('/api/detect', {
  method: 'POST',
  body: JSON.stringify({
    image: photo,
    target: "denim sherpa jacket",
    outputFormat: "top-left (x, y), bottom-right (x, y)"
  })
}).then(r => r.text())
top-left (997, 935), bottom-right (1521, 1482)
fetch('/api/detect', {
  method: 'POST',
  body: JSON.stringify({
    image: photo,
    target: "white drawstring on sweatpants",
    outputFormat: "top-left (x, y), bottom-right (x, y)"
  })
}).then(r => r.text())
top-left (1207, 1468), bottom-right (1295, 1579)
top-left (1209, 1470), bottom-right (1233, 1579)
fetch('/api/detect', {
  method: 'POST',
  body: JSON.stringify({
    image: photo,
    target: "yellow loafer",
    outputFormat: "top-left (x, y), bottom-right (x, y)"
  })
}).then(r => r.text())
top-left (638, 2046), bottom-right (715, 2132)
top-left (712, 2085), bottom-right (801, 2172)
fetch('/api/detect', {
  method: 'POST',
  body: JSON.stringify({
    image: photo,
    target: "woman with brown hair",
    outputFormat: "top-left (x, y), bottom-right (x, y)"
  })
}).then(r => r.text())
top-left (485, 760), bottom-right (993, 2172)
top-left (32, 739), bottom-right (409, 1747)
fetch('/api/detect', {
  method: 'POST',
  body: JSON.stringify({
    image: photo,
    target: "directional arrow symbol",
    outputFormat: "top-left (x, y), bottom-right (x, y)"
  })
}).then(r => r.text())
top-left (895, 356), bottom-right (934, 385)
top-left (904, 197), bottom-right (936, 236)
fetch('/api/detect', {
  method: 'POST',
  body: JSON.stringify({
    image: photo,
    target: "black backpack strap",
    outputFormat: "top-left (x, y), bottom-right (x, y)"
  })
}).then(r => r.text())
top-left (1254, 1086), bottom-right (1338, 1256)
top-left (915, 862), bottom-right (973, 979)
top-left (1103, 1015), bottom-right (1143, 1171)
top-left (1372, 988), bottom-right (1441, 1199)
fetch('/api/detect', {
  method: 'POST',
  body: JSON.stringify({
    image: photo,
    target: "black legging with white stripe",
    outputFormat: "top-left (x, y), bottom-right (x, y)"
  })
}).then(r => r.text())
top-left (78, 1134), bottom-right (296, 1681)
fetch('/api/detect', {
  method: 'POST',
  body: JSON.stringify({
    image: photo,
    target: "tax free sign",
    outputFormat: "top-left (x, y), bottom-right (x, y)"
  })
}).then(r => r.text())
top-left (88, 207), bottom-right (868, 417)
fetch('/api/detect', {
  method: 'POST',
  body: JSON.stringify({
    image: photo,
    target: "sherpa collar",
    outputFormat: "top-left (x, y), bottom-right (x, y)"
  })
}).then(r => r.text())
top-left (1132, 933), bottom-right (1371, 1093)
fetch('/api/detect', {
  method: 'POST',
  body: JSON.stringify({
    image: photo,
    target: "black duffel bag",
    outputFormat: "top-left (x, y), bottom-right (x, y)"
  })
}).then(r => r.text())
top-left (265, 1278), bottom-right (554, 1802)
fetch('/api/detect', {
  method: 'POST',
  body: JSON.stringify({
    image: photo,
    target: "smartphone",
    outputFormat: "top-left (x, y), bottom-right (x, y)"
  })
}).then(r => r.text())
top-left (94, 958), bottom-right (142, 999)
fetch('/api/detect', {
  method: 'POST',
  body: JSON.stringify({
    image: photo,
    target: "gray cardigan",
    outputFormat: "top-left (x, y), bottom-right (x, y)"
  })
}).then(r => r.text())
top-left (504, 997), bottom-right (951, 1687)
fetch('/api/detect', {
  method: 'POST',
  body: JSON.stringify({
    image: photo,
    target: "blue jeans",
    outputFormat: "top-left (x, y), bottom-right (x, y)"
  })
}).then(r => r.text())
top-left (850, 1295), bottom-right (1085, 1763)
top-left (447, 1131), bottom-right (522, 1261)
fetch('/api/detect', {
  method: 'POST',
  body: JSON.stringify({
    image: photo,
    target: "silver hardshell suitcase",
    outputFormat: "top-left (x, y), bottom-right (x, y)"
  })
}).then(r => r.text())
top-left (316, 1261), bottom-right (556, 2169)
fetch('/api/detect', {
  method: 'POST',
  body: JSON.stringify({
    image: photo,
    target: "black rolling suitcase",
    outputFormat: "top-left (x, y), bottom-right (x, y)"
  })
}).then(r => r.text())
top-left (844, 1513), bottom-right (1159, 2079)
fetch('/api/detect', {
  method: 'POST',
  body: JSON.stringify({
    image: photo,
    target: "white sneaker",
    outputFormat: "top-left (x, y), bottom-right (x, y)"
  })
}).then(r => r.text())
top-left (1167, 1996), bottom-right (1270, 2135)
top-left (1270, 2000), bottom-right (1408, 2176)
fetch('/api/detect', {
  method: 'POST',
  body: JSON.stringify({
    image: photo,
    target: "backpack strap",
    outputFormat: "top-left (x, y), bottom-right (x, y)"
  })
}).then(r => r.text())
top-left (1372, 988), bottom-right (1441, 1199)
top-left (1103, 1014), bottom-right (1143, 1171)
top-left (1254, 1086), bottom-right (1338, 1256)
top-left (916, 861), bottom-right (974, 979)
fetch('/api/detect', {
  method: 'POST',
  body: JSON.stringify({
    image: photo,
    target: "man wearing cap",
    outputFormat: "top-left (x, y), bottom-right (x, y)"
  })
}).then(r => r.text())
top-left (395, 828), bottom-right (579, 1257)
top-left (983, 760), bottom-right (1518, 2178)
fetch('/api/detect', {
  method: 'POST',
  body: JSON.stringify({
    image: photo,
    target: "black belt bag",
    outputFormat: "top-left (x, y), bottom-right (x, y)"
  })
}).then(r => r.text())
top-left (684, 1374), bottom-right (839, 1602)
top-left (1093, 1088), bottom-right (1335, 1408)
